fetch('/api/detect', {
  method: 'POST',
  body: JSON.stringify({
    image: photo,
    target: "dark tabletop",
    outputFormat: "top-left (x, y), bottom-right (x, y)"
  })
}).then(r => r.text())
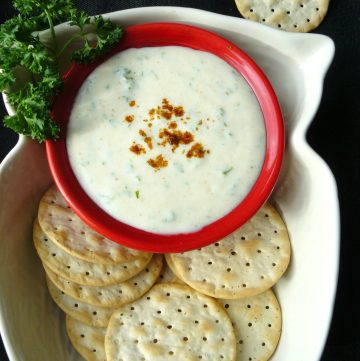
top-left (1, 1), bottom-right (360, 360)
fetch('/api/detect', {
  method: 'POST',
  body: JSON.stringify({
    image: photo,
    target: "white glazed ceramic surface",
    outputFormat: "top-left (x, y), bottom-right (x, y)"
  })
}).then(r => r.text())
top-left (0, 7), bottom-right (338, 361)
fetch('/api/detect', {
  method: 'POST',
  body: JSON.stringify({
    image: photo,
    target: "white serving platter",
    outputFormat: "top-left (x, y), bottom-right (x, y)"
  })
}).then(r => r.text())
top-left (0, 6), bottom-right (338, 361)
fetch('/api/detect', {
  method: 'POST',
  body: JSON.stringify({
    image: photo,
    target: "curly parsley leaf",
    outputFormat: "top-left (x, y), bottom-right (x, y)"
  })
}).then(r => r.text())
top-left (70, 13), bottom-right (123, 64)
top-left (0, 0), bottom-right (122, 142)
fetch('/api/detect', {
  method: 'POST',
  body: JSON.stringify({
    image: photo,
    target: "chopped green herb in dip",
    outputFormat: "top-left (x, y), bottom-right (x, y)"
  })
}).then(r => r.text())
top-left (67, 46), bottom-right (266, 234)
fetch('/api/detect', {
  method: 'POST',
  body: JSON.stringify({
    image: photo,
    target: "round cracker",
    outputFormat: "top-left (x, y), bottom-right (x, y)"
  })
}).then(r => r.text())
top-left (235, 0), bottom-right (330, 32)
top-left (38, 185), bottom-right (150, 264)
top-left (46, 276), bottom-right (114, 327)
top-left (157, 258), bottom-right (184, 284)
top-left (66, 314), bottom-right (106, 361)
top-left (105, 283), bottom-right (237, 361)
top-left (170, 202), bottom-right (291, 299)
top-left (34, 220), bottom-right (152, 286)
top-left (219, 289), bottom-right (282, 361)
top-left (44, 254), bottom-right (163, 307)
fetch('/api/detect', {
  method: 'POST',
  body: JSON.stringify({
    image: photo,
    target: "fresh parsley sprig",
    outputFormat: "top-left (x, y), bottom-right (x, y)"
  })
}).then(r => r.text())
top-left (0, 0), bottom-right (123, 141)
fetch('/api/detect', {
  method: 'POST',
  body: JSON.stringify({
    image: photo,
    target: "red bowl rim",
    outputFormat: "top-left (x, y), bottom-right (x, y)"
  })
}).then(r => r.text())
top-left (46, 22), bottom-right (284, 253)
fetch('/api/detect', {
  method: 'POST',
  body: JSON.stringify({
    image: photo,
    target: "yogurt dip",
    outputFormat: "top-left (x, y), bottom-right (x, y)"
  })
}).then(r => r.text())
top-left (67, 46), bottom-right (266, 234)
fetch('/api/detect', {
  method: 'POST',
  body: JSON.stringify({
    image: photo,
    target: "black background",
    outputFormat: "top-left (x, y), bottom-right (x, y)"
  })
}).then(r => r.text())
top-left (1, 1), bottom-right (360, 360)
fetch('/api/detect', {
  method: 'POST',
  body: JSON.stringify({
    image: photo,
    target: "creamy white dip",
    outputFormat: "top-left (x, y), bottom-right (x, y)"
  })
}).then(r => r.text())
top-left (67, 46), bottom-right (265, 234)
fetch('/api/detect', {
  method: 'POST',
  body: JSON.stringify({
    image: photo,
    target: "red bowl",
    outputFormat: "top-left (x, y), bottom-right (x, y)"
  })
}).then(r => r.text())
top-left (46, 22), bottom-right (284, 253)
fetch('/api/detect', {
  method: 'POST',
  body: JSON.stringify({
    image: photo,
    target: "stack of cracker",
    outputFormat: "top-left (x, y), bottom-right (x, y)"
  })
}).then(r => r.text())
top-left (34, 185), bottom-right (291, 361)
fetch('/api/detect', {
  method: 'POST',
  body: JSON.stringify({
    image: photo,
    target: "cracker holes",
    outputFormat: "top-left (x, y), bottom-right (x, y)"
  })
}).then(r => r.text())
top-left (203, 304), bottom-right (208, 308)
top-left (145, 268), bottom-right (149, 272)
top-left (208, 261), bottom-right (213, 265)
top-left (52, 253), bottom-right (56, 257)
top-left (231, 251), bottom-right (237, 256)
top-left (140, 322), bottom-right (145, 326)
top-left (169, 351), bottom-right (174, 356)
top-left (246, 262), bottom-right (250, 267)
top-left (74, 303), bottom-right (78, 308)
top-left (224, 304), bottom-right (229, 309)
top-left (316, 7), bottom-right (319, 11)
top-left (248, 322), bottom-right (252, 327)
top-left (186, 295), bottom-right (191, 299)
top-left (226, 268), bottom-right (231, 273)
top-left (198, 356), bottom-right (202, 359)
top-left (265, 305), bottom-right (270, 310)
top-left (106, 272), bottom-right (111, 276)
top-left (80, 334), bottom-right (85, 338)
top-left (67, 218), bottom-right (73, 222)
top-left (194, 320), bottom-right (199, 324)
top-left (153, 338), bottom-right (158, 343)
top-left (262, 342), bottom-right (266, 346)
top-left (166, 293), bottom-right (171, 297)
top-left (98, 292), bottom-right (102, 296)
top-left (257, 249), bottom-right (262, 254)
top-left (133, 282), bottom-right (138, 286)
top-left (214, 242), bottom-right (220, 247)
top-left (300, 4), bottom-right (304, 7)
top-left (80, 231), bottom-right (85, 235)
top-left (272, 263), bottom-right (277, 267)
top-left (202, 337), bottom-right (207, 341)
top-left (241, 236), bottom-right (246, 240)
top-left (202, 279), bottom-right (207, 283)
top-left (157, 310), bottom-right (162, 314)
top-left (221, 284), bottom-right (226, 289)
top-left (67, 266), bottom-right (71, 269)
top-left (274, 230), bottom-right (278, 234)
top-left (44, 238), bottom-right (48, 242)
top-left (250, 8), bottom-right (253, 12)
top-left (118, 289), bottom-right (123, 294)
top-left (247, 304), bottom-right (251, 309)
top-left (85, 271), bottom-right (90, 276)
top-left (242, 284), bottom-right (247, 288)
top-left (271, 8), bottom-right (274, 12)
top-left (177, 309), bottom-right (182, 313)
top-left (147, 296), bottom-right (151, 300)
top-left (92, 311), bottom-right (97, 315)
top-left (167, 325), bottom-right (173, 329)
top-left (123, 265), bottom-right (128, 269)
top-left (260, 275), bottom-right (265, 280)
top-left (239, 339), bottom-right (243, 344)
top-left (183, 336), bottom-right (188, 342)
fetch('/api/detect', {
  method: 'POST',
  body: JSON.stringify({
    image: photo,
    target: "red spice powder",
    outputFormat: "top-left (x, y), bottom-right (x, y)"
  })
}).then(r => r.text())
top-left (147, 155), bottom-right (168, 170)
top-left (130, 143), bottom-right (146, 155)
top-left (125, 115), bottom-right (134, 123)
top-left (186, 143), bottom-right (208, 158)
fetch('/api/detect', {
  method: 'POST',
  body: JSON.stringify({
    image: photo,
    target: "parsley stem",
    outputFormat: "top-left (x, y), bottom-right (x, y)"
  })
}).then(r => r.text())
top-left (57, 33), bottom-right (83, 59)
top-left (44, 9), bottom-right (58, 56)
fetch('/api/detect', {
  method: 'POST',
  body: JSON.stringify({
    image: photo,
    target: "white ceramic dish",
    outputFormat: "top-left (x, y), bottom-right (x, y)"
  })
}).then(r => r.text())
top-left (0, 7), bottom-right (338, 361)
